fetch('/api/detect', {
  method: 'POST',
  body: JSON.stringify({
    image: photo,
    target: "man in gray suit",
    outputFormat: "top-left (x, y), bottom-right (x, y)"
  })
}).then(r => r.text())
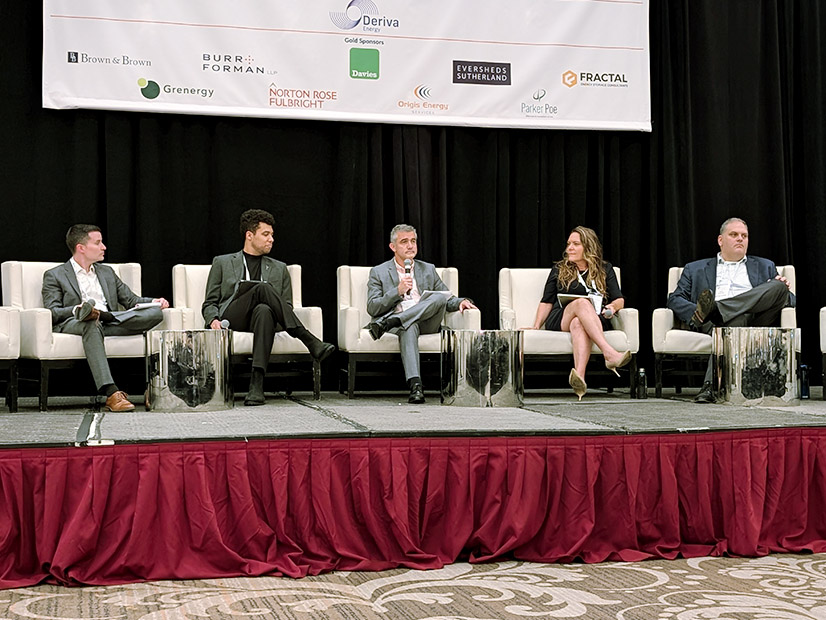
top-left (668, 217), bottom-right (794, 403)
top-left (42, 225), bottom-right (168, 411)
top-left (367, 224), bottom-right (477, 404)
top-left (203, 209), bottom-right (334, 405)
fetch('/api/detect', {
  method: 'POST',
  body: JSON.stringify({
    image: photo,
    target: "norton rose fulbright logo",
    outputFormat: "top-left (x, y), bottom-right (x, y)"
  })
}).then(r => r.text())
top-left (563, 70), bottom-right (628, 88)
top-left (329, 0), bottom-right (399, 32)
top-left (398, 84), bottom-right (449, 115)
top-left (269, 84), bottom-right (338, 109)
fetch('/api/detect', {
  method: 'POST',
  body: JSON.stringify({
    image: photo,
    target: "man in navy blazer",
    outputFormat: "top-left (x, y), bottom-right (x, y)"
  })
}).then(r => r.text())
top-left (367, 224), bottom-right (477, 404)
top-left (667, 217), bottom-right (794, 402)
top-left (203, 209), bottom-right (334, 405)
top-left (42, 225), bottom-right (168, 411)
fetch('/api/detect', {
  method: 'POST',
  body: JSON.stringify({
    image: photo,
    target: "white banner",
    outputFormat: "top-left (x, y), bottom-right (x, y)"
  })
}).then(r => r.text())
top-left (43, 0), bottom-right (651, 131)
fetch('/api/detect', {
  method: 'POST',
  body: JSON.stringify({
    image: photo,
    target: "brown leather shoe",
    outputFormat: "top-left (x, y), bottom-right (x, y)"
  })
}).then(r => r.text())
top-left (75, 301), bottom-right (100, 322)
top-left (105, 390), bottom-right (135, 412)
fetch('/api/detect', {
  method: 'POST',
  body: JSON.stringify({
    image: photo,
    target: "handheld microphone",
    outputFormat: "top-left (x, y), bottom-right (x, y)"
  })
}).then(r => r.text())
top-left (220, 319), bottom-right (230, 329)
top-left (404, 259), bottom-right (412, 275)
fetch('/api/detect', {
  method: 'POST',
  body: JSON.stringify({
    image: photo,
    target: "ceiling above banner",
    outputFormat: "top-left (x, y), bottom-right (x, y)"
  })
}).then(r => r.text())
top-left (42, 0), bottom-right (651, 131)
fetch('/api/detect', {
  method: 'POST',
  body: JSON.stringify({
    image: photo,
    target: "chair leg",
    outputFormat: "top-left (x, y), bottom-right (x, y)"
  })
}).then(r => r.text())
top-left (655, 354), bottom-right (663, 398)
top-left (823, 354), bottom-right (825, 400)
top-left (312, 359), bottom-right (321, 400)
top-left (6, 361), bottom-right (18, 413)
top-left (39, 363), bottom-right (50, 411)
top-left (347, 356), bottom-right (356, 399)
top-left (628, 355), bottom-right (638, 398)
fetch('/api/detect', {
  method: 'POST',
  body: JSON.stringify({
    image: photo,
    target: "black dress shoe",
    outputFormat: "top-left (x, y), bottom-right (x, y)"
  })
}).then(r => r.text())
top-left (308, 340), bottom-right (335, 362)
top-left (245, 370), bottom-right (266, 406)
top-left (692, 289), bottom-right (716, 326)
top-left (368, 318), bottom-right (388, 341)
top-left (694, 381), bottom-right (716, 404)
top-left (408, 384), bottom-right (425, 404)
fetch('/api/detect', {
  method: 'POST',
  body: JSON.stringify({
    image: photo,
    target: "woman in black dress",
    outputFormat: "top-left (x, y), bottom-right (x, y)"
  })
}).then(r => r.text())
top-left (531, 226), bottom-right (631, 399)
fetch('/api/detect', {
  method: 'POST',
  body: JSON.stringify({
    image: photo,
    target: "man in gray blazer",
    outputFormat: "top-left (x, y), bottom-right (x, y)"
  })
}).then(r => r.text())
top-left (42, 225), bottom-right (168, 411)
top-left (203, 209), bottom-right (334, 405)
top-left (668, 217), bottom-right (794, 403)
top-left (367, 224), bottom-right (477, 404)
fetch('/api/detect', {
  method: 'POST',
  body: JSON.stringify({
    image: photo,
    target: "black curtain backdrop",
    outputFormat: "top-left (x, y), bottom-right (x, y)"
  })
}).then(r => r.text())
top-left (1, 2), bottom-right (824, 383)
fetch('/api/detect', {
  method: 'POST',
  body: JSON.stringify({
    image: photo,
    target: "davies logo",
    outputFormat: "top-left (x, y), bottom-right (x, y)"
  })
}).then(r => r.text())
top-left (330, 0), bottom-right (399, 32)
top-left (563, 70), bottom-right (629, 88)
top-left (350, 48), bottom-right (379, 79)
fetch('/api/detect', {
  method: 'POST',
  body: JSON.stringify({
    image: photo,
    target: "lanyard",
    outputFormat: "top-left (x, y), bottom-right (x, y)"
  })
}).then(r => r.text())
top-left (576, 270), bottom-right (603, 314)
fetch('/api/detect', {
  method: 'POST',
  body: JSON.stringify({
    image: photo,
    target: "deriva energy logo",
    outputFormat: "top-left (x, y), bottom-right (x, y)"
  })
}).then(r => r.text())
top-left (138, 78), bottom-right (160, 99)
top-left (330, 0), bottom-right (399, 32)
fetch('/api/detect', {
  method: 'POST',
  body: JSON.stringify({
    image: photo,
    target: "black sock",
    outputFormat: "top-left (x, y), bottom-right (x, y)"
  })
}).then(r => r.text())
top-left (386, 316), bottom-right (402, 329)
top-left (99, 311), bottom-right (115, 323)
top-left (407, 376), bottom-right (422, 389)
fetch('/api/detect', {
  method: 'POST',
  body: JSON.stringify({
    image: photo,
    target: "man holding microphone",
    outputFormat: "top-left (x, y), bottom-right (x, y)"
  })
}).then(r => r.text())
top-left (366, 224), bottom-right (476, 404)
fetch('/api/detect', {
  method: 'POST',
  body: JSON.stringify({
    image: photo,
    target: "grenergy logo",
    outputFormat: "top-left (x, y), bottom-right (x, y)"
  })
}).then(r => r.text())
top-left (330, 0), bottom-right (399, 31)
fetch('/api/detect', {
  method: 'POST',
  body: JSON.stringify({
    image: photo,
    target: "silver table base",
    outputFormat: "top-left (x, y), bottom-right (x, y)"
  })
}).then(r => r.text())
top-left (441, 329), bottom-right (524, 407)
top-left (145, 329), bottom-right (234, 411)
top-left (712, 327), bottom-right (798, 406)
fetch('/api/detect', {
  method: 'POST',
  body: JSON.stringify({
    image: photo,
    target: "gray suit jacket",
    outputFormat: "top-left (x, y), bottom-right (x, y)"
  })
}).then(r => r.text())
top-left (366, 259), bottom-right (463, 321)
top-left (42, 261), bottom-right (150, 327)
top-left (202, 251), bottom-right (292, 327)
top-left (667, 255), bottom-right (796, 325)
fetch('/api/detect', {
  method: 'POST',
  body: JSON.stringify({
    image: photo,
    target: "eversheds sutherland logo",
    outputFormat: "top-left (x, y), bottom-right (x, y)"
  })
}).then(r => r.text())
top-left (453, 60), bottom-right (511, 86)
top-left (138, 78), bottom-right (214, 100)
top-left (330, 0), bottom-right (399, 31)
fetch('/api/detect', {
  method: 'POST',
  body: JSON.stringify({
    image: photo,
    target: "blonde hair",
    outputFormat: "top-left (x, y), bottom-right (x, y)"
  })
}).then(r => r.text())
top-left (555, 226), bottom-right (607, 296)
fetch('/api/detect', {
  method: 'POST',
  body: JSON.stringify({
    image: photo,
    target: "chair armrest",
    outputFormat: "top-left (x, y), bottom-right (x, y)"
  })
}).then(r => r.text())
top-left (445, 308), bottom-right (481, 330)
top-left (780, 307), bottom-right (796, 329)
top-left (157, 308), bottom-right (183, 331)
top-left (0, 307), bottom-right (20, 357)
top-left (652, 308), bottom-right (674, 352)
top-left (338, 307), bottom-right (362, 350)
top-left (499, 308), bottom-right (516, 329)
top-left (820, 308), bottom-right (826, 354)
top-left (294, 306), bottom-right (323, 339)
top-left (180, 308), bottom-right (200, 330)
top-left (19, 308), bottom-right (54, 358)
top-left (612, 307), bottom-right (639, 352)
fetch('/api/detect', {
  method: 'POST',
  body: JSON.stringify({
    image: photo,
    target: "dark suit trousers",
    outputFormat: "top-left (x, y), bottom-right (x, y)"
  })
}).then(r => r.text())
top-left (702, 279), bottom-right (791, 382)
top-left (220, 282), bottom-right (304, 370)
top-left (57, 307), bottom-right (163, 390)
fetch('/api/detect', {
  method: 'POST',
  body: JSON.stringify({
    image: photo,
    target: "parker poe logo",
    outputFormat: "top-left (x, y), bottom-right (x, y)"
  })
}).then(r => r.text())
top-left (521, 88), bottom-right (558, 117)
top-left (330, 0), bottom-right (399, 32)
top-left (562, 71), bottom-right (577, 88)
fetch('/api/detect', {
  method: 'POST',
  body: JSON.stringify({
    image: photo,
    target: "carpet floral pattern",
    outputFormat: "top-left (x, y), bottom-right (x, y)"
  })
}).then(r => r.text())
top-left (2, 554), bottom-right (825, 619)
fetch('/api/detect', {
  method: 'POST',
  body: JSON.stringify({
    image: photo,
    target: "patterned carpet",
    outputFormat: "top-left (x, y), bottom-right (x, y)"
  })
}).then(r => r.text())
top-left (2, 554), bottom-right (825, 619)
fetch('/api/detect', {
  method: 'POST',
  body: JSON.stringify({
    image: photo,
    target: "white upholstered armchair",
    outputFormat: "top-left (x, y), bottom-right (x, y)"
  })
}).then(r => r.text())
top-left (172, 264), bottom-right (325, 399)
top-left (337, 265), bottom-right (481, 397)
top-left (652, 265), bottom-right (797, 397)
top-left (0, 306), bottom-right (20, 412)
top-left (1, 261), bottom-right (179, 410)
top-left (498, 267), bottom-right (640, 393)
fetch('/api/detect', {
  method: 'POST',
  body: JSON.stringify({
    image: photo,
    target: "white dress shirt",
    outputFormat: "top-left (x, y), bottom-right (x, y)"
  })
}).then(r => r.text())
top-left (715, 253), bottom-right (752, 301)
top-left (70, 258), bottom-right (110, 311)
top-left (394, 260), bottom-right (421, 312)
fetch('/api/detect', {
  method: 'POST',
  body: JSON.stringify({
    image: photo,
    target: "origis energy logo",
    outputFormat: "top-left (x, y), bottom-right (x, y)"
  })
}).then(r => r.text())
top-left (330, 0), bottom-right (399, 31)
top-left (562, 71), bottom-right (577, 88)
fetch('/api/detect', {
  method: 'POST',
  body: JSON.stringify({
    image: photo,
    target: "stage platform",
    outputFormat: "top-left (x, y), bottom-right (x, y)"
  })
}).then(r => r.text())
top-left (3, 387), bottom-right (826, 589)
top-left (2, 387), bottom-right (826, 447)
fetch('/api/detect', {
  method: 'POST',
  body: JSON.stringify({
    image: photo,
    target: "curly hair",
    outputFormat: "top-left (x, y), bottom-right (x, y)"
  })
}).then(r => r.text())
top-left (555, 226), bottom-right (607, 296)
top-left (239, 209), bottom-right (275, 237)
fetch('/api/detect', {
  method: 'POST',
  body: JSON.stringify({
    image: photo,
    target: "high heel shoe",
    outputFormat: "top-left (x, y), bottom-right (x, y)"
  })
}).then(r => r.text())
top-left (569, 368), bottom-right (587, 401)
top-left (605, 350), bottom-right (632, 376)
